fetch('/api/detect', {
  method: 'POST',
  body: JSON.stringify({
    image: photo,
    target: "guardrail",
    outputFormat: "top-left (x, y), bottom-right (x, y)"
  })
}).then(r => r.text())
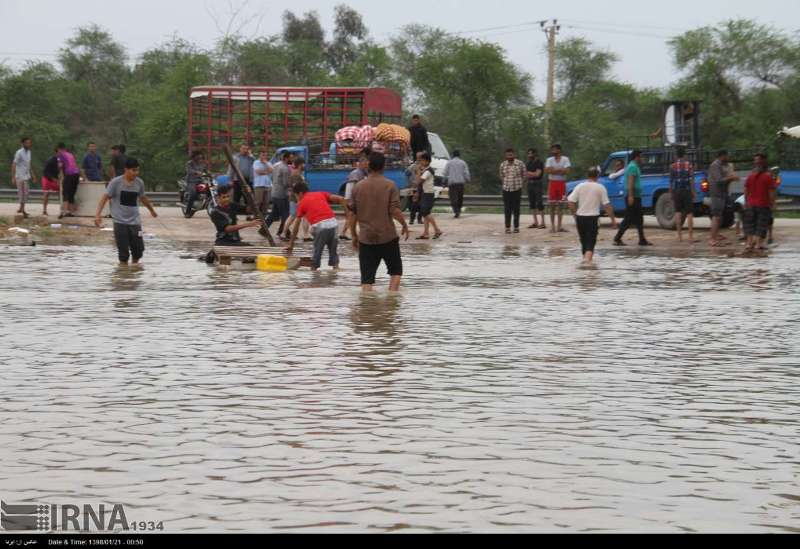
top-left (2, 189), bottom-right (800, 211)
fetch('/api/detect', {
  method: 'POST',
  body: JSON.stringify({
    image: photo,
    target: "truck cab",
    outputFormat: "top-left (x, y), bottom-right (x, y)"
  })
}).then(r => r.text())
top-left (270, 145), bottom-right (409, 197)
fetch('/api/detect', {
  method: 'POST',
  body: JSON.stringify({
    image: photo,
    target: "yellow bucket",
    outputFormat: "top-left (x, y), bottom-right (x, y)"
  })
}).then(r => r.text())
top-left (256, 255), bottom-right (288, 272)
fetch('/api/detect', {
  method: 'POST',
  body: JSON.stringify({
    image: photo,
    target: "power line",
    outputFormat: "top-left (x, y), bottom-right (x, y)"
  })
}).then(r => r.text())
top-left (562, 24), bottom-right (676, 40)
top-left (560, 18), bottom-right (688, 33)
top-left (0, 52), bottom-right (61, 57)
top-left (452, 20), bottom-right (548, 36)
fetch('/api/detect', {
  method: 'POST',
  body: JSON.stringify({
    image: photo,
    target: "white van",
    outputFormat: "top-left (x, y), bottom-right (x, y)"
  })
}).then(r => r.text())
top-left (429, 132), bottom-right (450, 200)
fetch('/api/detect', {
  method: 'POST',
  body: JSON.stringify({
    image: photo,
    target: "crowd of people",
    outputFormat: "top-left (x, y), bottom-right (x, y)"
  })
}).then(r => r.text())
top-left (10, 138), bottom-right (130, 219)
top-left (7, 114), bottom-right (782, 287)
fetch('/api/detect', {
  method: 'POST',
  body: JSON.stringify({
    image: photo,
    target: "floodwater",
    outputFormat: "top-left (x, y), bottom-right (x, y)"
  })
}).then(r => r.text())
top-left (1, 236), bottom-right (799, 533)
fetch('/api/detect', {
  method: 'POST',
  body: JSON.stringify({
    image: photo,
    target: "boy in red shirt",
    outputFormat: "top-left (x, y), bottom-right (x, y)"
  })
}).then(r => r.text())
top-left (743, 154), bottom-right (777, 252)
top-left (285, 181), bottom-right (350, 270)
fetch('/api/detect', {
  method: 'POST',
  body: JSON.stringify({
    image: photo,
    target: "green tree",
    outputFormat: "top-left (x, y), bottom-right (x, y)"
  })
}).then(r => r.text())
top-left (668, 19), bottom-right (800, 148)
top-left (58, 25), bottom-right (131, 148)
top-left (122, 42), bottom-right (214, 187)
top-left (556, 38), bottom-right (619, 99)
top-left (0, 62), bottom-right (74, 182)
top-left (327, 4), bottom-right (368, 72)
top-left (392, 27), bottom-right (532, 191)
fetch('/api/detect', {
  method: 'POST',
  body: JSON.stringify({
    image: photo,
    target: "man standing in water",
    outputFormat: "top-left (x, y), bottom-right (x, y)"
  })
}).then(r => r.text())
top-left (545, 144), bottom-right (571, 234)
top-left (94, 158), bottom-right (158, 265)
top-left (614, 150), bottom-right (652, 247)
top-left (350, 152), bottom-right (410, 292)
top-left (568, 167), bottom-right (617, 265)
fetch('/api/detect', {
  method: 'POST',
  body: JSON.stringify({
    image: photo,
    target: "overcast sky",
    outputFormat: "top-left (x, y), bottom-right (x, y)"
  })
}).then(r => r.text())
top-left (1, 0), bottom-right (798, 100)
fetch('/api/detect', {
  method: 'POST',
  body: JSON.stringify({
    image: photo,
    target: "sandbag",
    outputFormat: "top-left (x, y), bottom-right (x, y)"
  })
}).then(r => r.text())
top-left (335, 125), bottom-right (375, 148)
top-left (374, 123), bottom-right (411, 145)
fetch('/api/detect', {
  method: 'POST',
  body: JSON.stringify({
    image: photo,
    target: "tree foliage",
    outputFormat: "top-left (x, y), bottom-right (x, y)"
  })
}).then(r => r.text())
top-left (668, 19), bottom-right (800, 150)
top-left (1, 13), bottom-right (799, 193)
top-left (556, 38), bottom-right (619, 99)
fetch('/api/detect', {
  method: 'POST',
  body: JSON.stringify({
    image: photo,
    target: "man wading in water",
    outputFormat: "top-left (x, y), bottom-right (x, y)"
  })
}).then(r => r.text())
top-left (568, 167), bottom-right (617, 265)
top-left (350, 152), bottom-right (410, 292)
top-left (94, 158), bottom-right (158, 266)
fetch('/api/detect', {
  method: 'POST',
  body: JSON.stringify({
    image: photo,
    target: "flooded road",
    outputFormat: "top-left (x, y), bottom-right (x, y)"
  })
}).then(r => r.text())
top-left (1, 238), bottom-right (799, 533)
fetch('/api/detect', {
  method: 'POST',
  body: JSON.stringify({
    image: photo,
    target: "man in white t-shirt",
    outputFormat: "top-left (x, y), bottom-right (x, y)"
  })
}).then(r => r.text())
top-left (11, 137), bottom-right (35, 219)
top-left (545, 144), bottom-right (571, 234)
top-left (568, 166), bottom-right (617, 265)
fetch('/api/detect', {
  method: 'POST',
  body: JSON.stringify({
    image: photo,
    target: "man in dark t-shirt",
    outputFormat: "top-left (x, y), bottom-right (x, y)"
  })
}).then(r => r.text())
top-left (109, 145), bottom-right (128, 179)
top-left (209, 184), bottom-right (262, 246)
top-left (525, 149), bottom-right (546, 229)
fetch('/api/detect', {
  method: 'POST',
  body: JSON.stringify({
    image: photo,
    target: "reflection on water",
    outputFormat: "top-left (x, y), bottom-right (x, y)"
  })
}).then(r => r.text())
top-left (0, 238), bottom-right (799, 533)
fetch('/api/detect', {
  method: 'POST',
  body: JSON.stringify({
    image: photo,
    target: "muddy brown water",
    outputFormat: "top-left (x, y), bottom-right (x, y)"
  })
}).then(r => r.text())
top-left (1, 237), bottom-right (798, 533)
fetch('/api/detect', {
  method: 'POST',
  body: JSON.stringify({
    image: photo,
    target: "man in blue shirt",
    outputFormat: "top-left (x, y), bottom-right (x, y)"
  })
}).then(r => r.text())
top-left (81, 142), bottom-right (103, 182)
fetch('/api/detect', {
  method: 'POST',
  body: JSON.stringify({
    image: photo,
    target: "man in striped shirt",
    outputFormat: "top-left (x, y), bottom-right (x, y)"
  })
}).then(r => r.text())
top-left (499, 149), bottom-right (527, 234)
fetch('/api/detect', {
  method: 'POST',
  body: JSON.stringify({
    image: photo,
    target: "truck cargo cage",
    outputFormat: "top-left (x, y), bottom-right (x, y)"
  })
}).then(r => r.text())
top-left (662, 101), bottom-right (701, 149)
top-left (618, 147), bottom-right (765, 176)
top-left (189, 86), bottom-right (403, 173)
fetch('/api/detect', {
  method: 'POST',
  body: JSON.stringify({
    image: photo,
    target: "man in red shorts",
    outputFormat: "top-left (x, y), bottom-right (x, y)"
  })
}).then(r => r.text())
top-left (545, 144), bottom-right (572, 234)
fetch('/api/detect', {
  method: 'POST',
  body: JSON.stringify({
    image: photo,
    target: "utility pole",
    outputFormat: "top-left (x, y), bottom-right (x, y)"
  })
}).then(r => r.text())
top-left (541, 19), bottom-right (560, 145)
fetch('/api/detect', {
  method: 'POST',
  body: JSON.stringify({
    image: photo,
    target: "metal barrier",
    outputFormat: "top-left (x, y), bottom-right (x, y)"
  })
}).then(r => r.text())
top-left (2, 189), bottom-right (800, 211)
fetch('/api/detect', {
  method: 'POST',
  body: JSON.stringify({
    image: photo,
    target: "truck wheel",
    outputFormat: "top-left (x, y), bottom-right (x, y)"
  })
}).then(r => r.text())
top-left (654, 193), bottom-right (676, 230)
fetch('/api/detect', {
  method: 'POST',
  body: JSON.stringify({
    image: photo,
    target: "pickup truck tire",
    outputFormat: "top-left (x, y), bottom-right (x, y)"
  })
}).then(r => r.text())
top-left (654, 192), bottom-right (676, 230)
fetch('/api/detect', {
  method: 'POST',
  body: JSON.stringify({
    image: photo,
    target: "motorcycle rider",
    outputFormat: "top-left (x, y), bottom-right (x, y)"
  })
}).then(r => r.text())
top-left (185, 150), bottom-right (208, 217)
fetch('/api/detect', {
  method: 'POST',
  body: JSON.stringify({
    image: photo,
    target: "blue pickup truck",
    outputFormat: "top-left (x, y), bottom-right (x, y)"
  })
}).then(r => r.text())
top-left (777, 128), bottom-right (800, 198)
top-left (566, 150), bottom-right (728, 229)
top-left (269, 136), bottom-right (451, 209)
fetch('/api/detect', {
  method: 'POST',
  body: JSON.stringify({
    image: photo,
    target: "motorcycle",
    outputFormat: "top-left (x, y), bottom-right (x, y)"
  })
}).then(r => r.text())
top-left (178, 171), bottom-right (217, 218)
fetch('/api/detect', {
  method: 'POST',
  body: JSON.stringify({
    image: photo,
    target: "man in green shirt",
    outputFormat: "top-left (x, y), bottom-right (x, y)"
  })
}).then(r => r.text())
top-left (613, 150), bottom-right (652, 246)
